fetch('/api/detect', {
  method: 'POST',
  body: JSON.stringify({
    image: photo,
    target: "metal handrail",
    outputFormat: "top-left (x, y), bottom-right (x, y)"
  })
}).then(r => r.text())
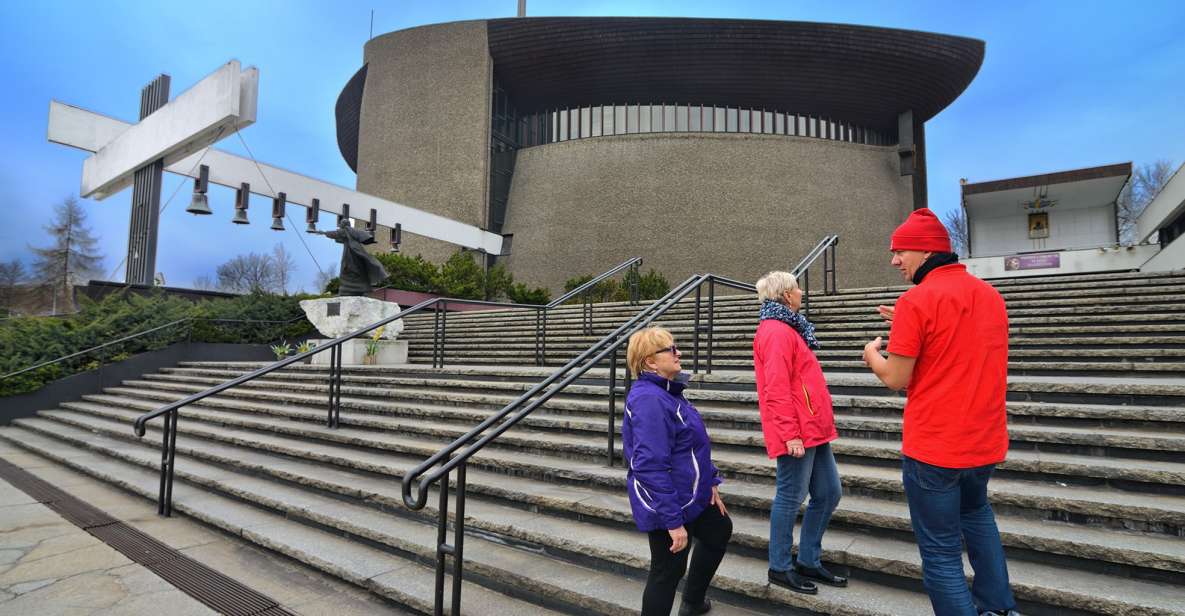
top-left (789, 234), bottom-right (839, 318)
top-left (399, 272), bottom-right (762, 616)
top-left (0, 315), bottom-right (306, 382)
top-left (790, 234), bottom-right (838, 278)
top-left (548, 257), bottom-right (642, 307)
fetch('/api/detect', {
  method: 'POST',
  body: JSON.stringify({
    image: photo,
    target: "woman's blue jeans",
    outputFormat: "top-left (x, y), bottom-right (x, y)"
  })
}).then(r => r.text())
top-left (902, 456), bottom-right (1016, 616)
top-left (769, 442), bottom-right (841, 572)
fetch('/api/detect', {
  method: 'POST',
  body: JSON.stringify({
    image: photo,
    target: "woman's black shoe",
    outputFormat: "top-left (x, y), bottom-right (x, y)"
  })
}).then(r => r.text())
top-left (768, 569), bottom-right (818, 594)
top-left (678, 598), bottom-right (712, 616)
top-left (794, 564), bottom-right (848, 587)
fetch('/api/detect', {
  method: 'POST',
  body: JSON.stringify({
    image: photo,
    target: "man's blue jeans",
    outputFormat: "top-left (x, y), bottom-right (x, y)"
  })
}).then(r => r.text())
top-left (769, 442), bottom-right (841, 572)
top-left (902, 456), bottom-right (1016, 616)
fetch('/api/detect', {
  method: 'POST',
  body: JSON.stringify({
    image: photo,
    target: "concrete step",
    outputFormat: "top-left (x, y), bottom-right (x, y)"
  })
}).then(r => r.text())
top-left (45, 398), bottom-right (1185, 538)
top-left (0, 424), bottom-right (560, 616)
top-left (0, 422), bottom-right (922, 616)
top-left (9, 414), bottom-right (1185, 615)
top-left (140, 370), bottom-right (1185, 428)
top-left (76, 387), bottom-right (1185, 491)
top-left (119, 377), bottom-right (1185, 460)
top-left (169, 362), bottom-right (1185, 407)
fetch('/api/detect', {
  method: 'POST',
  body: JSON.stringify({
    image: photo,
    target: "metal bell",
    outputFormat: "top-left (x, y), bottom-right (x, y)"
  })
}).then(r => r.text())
top-left (231, 208), bottom-right (249, 224)
top-left (270, 217), bottom-right (284, 231)
top-left (185, 191), bottom-right (212, 215)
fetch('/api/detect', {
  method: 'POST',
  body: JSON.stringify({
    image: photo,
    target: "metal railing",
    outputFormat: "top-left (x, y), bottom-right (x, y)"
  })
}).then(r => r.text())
top-left (130, 258), bottom-right (646, 517)
top-left (397, 239), bottom-right (839, 615)
top-left (790, 234), bottom-right (839, 318)
top-left (399, 272), bottom-right (760, 616)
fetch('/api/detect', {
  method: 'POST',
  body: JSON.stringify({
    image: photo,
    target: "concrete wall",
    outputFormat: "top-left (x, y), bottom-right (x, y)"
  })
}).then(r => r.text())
top-left (356, 21), bottom-right (492, 265)
top-left (963, 244), bottom-right (1160, 279)
top-left (970, 205), bottom-right (1117, 257)
top-left (500, 132), bottom-right (913, 292)
top-left (1136, 162), bottom-right (1185, 243)
top-left (1141, 235), bottom-right (1185, 272)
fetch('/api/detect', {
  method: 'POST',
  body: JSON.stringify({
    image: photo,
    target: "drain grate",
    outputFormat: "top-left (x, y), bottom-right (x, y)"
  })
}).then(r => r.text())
top-left (0, 458), bottom-right (296, 616)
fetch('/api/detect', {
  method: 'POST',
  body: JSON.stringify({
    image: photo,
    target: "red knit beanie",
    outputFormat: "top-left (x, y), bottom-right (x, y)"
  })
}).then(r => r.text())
top-left (891, 208), bottom-right (952, 253)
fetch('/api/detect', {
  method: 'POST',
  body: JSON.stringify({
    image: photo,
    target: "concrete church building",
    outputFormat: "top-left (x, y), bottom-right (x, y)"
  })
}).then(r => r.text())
top-left (334, 17), bottom-right (984, 291)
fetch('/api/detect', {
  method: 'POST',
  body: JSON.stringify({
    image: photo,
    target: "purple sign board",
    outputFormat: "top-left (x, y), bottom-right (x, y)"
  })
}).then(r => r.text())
top-left (1003, 253), bottom-right (1061, 271)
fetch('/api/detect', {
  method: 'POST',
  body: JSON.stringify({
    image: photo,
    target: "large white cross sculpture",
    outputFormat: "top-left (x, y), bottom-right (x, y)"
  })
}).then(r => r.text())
top-left (48, 59), bottom-right (505, 285)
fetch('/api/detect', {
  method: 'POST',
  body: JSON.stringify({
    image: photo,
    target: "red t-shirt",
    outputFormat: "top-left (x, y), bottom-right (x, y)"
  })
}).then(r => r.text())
top-left (887, 264), bottom-right (1009, 468)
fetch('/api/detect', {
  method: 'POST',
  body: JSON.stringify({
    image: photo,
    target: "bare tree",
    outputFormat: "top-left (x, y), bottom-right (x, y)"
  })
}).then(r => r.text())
top-left (941, 208), bottom-right (970, 258)
top-left (192, 274), bottom-right (218, 291)
top-left (271, 243), bottom-right (297, 295)
top-left (30, 196), bottom-right (104, 313)
top-left (216, 252), bottom-right (281, 294)
top-left (313, 264), bottom-right (337, 294)
top-left (0, 259), bottom-right (27, 315)
top-left (1118, 159), bottom-right (1175, 244)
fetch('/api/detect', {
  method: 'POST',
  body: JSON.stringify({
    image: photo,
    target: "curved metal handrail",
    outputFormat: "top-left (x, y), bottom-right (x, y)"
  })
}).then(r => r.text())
top-left (400, 272), bottom-right (704, 510)
top-left (1, 315), bottom-right (308, 383)
top-left (790, 234), bottom-right (839, 278)
top-left (1, 318), bottom-right (193, 382)
top-left (131, 297), bottom-right (440, 438)
top-left (548, 257), bottom-right (642, 307)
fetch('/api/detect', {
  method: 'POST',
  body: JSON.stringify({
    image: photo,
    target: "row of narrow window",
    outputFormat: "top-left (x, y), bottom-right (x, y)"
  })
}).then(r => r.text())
top-left (493, 103), bottom-right (891, 148)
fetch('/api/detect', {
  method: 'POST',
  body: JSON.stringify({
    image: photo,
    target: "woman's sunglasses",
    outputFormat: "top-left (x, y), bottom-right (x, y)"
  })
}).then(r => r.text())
top-left (655, 344), bottom-right (680, 355)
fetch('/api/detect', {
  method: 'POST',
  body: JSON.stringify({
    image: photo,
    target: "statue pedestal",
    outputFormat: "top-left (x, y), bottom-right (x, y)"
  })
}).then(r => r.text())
top-left (309, 339), bottom-right (408, 366)
top-left (299, 296), bottom-right (404, 339)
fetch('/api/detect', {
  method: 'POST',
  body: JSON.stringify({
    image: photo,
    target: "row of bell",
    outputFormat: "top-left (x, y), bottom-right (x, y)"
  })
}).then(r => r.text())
top-left (183, 164), bottom-right (403, 251)
top-left (185, 164), bottom-right (310, 232)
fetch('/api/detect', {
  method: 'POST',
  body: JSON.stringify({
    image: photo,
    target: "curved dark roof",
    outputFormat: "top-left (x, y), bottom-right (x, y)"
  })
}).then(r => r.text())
top-left (486, 17), bottom-right (983, 131)
top-left (335, 64), bottom-right (367, 173)
top-left (336, 17), bottom-right (983, 172)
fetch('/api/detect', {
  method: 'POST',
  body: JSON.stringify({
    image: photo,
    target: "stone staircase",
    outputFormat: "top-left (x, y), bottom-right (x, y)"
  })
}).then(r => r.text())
top-left (2, 269), bottom-right (1184, 615)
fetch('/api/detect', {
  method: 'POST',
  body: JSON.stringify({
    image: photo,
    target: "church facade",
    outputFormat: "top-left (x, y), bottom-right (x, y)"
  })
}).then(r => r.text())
top-left (335, 17), bottom-right (984, 291)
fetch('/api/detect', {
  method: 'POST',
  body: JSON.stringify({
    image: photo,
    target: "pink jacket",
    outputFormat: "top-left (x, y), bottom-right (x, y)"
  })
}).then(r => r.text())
top-left (753, 319), bottom-right (839, 458)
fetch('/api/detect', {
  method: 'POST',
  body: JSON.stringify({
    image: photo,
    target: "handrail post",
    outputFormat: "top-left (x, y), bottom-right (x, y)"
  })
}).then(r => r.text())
top-left (333, 345), bottom-right (343, 428)
top-left (829, 238), bottom-right (838, 293)
top-left (158, 408), bottom-right (179, 517)
top-left (692, 284), bottom-right (702, 374)
top-left (441, 301), bottom-right (449, 368)
top-left (629, 261), bottom-right (640, 305)
top-left (451, 461), bottom-right (467, 616)
top-left (542, 309), bottom-right (549, 366)
top-left (432, 306), bottom-right (441, 369)
top-left (534, 308), bottom-right (543, 367)
top-left (802, 268), bottom-right (811, 319)
top-left (707, 278), bottom-right (716, 374)
top-left (582, 291), bottom-right (593, 336)
top-left (326, 345), bottom-right (335, 427)
top-left (434, 466), bottom-right (450, 616)
top-left (823, 242), bottom-right (831, 295)
top-left (608, 345), bottom-right (618, 467)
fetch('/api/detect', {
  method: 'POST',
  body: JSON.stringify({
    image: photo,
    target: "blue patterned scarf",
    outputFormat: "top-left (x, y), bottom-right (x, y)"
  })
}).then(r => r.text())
top-left (760, 299), bottom-right (821, 350)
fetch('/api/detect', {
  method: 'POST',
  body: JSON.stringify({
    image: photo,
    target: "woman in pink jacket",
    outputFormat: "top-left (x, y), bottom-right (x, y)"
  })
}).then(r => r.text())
top-left (753, 271), bottom-right (846, 594)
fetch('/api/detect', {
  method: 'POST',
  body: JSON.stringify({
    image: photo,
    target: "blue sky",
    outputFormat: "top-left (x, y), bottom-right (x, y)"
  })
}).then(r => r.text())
top-left (2, 0), bottom-right (1183, 292)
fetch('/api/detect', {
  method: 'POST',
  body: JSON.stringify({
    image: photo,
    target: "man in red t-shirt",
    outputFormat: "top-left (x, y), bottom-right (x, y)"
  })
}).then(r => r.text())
top-left (862, 208), bottom-right (1017, 616)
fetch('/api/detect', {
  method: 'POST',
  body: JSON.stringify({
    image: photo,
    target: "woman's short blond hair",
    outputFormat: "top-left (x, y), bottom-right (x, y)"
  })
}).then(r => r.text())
top-left (756, 271), bottom-right (799, 303)
top-left (626, 327), bottom-right (675, 377)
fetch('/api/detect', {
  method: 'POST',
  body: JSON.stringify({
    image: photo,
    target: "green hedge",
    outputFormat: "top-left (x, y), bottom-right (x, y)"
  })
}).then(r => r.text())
top-left (562, 268), bottom-right (671, 304)
top-left (326, 250), bottom-right (552, 304)
top-left (0, 290), bottom-right (315, 397)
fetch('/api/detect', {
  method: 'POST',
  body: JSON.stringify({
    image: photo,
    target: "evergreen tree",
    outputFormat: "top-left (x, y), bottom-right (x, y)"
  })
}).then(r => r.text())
top-left (30, 196), bottom-right (104, 314)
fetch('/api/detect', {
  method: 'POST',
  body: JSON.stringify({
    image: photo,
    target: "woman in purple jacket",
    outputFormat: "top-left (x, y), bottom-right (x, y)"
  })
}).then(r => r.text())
top-left (624, 327), bottom-right (732, 616)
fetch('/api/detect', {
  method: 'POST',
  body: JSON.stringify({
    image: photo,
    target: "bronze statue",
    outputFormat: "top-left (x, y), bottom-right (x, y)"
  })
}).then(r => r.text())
top-left (312, 220), bottom-right (388, 295)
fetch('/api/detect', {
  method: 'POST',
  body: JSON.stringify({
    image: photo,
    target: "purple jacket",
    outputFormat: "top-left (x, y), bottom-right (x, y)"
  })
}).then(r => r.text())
top-left (623, 372), bottom-right (722, 532)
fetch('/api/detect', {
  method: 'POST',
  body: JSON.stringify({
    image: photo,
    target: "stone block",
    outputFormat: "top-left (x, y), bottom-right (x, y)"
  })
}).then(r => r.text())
top-left (308, 339), bottom-right (408, 366)
top-left (299, 297), bottom-right (404, 339)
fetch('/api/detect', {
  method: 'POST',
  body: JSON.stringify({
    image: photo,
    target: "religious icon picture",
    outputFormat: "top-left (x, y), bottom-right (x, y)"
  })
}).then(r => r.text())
top-left (1028, 212), bottom-right (1050, 239)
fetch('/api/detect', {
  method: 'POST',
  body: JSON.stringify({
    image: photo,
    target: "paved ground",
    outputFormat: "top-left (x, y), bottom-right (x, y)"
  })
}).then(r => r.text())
top-left (0, 442), bottom-right (410, 616)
